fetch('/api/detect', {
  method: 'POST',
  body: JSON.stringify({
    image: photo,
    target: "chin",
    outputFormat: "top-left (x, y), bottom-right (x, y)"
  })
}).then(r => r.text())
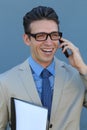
top-left (43, 57), bottom-right (53, 63)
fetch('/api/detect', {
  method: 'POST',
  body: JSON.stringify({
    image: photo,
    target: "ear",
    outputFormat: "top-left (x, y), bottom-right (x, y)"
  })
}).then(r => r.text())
top-left (23, 34), bottom-right (31, 46)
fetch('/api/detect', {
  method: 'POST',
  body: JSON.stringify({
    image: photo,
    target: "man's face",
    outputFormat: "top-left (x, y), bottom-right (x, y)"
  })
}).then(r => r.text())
top-left (27, 19), bottom-right (59, 67)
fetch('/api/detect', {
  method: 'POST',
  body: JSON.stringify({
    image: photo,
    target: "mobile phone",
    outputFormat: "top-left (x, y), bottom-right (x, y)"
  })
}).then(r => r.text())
top-left (59, 34), bottom-right (72, 58)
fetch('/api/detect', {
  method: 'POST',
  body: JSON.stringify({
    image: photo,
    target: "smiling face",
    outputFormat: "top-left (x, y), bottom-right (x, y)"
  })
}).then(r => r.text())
top-left (24, 19), bottom-right (59, 67)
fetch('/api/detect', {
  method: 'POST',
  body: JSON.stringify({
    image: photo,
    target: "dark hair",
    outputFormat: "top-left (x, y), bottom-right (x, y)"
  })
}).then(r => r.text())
top-left (23, 6), bottom-right (60, 33)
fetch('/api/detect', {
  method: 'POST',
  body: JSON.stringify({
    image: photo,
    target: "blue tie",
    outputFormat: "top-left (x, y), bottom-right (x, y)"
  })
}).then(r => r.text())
top-left (41, 69), bottom-right (52, 120)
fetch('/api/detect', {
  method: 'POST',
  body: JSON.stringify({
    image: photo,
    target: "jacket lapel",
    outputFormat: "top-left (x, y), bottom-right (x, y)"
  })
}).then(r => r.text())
top-left (18, 59), bottom-right (42, 105)
top-left (50, 58), bottom-right (66, 121)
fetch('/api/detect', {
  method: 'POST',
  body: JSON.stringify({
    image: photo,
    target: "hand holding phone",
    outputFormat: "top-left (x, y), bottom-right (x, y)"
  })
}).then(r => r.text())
top-left (59, 32), bottom-right (72, 58)
top-left (59, 39), bottom-right (72, 58)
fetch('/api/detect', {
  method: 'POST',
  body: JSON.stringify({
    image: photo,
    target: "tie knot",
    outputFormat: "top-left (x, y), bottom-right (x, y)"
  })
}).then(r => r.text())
top-left (41, 69), bottom-right (51, 78)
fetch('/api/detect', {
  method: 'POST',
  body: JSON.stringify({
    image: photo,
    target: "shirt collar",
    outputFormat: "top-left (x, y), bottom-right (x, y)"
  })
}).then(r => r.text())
top-left (28, 56), bottom-right (55, 76)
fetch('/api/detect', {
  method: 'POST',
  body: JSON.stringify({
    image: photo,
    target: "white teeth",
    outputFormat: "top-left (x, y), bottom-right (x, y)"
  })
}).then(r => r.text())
top-left (42, 49), bottom-right (53, 52)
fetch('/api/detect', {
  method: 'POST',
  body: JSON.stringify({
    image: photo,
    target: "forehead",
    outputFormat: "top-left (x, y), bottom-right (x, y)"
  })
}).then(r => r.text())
top-left (30, 19), bottom-right (58, 33)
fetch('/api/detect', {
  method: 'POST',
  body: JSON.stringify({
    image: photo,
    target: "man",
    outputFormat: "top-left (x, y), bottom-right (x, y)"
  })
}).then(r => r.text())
top-left (0, 6), bottom-right (87, 130)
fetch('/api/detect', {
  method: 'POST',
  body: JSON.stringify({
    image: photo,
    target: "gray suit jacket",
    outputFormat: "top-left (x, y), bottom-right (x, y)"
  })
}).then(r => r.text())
top-left (0, 57), bottom-right (87, 130)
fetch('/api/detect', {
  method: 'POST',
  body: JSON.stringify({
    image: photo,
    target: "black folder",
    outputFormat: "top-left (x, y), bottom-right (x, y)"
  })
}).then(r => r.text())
top-left (11, 97), bottom-right (48, 130)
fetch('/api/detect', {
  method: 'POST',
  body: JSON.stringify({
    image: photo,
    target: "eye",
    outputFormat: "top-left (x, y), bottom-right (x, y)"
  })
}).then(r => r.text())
top-left (52, 33), bottom-right (58, 36)
top-left (36, 33), bottom-right (46, 40)
top-left (51, 32), bottom-right (59, 38)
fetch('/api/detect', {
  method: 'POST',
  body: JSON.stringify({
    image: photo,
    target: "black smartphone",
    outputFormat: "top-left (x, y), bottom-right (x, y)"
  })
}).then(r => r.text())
top-left (59, 34), bottom-right (72, 58)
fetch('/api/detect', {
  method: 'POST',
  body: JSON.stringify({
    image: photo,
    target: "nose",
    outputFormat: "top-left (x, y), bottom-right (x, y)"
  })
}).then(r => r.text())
top-left (45, 35), bottom-right (53, 44)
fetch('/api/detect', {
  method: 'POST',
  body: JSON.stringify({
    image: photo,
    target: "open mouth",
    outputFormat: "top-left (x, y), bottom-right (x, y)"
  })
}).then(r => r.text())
top-left (41, 48), bottom-right (53, 53)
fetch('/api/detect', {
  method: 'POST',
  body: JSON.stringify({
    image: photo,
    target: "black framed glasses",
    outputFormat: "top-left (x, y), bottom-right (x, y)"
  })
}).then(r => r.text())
top-left (26, 31), bottom-right (62, 41)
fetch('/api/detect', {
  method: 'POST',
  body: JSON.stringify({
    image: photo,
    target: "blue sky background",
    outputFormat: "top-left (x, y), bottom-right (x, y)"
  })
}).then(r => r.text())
top-left (0, 1), bottom-right (87, 129)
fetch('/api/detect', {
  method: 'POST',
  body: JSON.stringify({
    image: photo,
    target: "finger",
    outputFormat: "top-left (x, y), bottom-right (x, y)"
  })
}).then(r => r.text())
top-left (62, 45), bottom-right (69, 53)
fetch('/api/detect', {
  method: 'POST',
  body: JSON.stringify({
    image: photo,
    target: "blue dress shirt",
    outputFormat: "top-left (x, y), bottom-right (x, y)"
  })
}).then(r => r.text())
top-left (28, 56), bottom-right (55, 98)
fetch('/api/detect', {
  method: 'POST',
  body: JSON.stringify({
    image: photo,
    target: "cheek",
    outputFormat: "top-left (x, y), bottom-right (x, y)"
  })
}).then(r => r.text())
top-left (56, 41), bottom-right (60, 48)
top-left (31, 44), bottom-right (39, 55)
top-left (54, 42), bottom-right (59, 48)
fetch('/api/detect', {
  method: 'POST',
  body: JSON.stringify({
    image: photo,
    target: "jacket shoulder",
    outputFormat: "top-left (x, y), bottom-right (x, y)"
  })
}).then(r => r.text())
top-left (0, 59), bottom-right (29, 80)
